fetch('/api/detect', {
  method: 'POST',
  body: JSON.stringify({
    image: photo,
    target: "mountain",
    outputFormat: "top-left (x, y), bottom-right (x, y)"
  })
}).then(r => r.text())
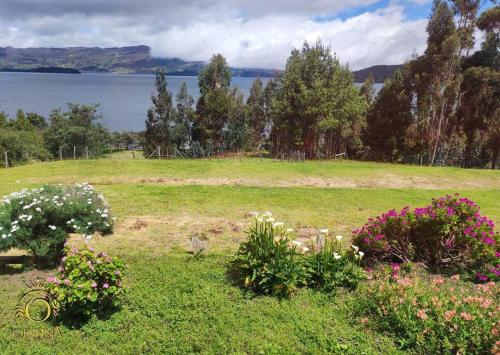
top-left (0, 45), bottom-right (276, 77)
top-left (0, 45), bottom-right (399, 81)
top-left (352, 65), bottom-right (402, 83)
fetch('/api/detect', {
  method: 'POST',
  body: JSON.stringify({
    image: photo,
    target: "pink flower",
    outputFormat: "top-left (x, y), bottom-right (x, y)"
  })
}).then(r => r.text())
top-left (460, 312), bottom-right (474, 321)
top-left (64, 279), bottom-right (71, 285)
top-left (91, 282), bottom-right (98, 288)
top-left (103, 283), bottom-right (109, 289)
top-left (114, 271), bottom-right (120, 276)
top-left (416, 309), bottom-right (428, 320)
top-left (444, 310), bottom-right (456, 321)
top-left (483, 237), bottom-right (495, 245)
top-left (450, 274), bottom-right (460, 280)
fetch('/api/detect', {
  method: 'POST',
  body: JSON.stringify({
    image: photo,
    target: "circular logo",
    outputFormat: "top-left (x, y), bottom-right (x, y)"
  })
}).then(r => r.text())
top-left (15, 279), bottom-right (59, 322)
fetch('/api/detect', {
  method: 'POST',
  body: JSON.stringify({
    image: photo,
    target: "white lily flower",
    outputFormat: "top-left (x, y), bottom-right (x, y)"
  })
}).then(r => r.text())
top-left (335, 235), bottom-right (343, 241)
top-left (352, 245), bottom-right (359, 253)
top-left (319, 228), bottom-right (329, 234)
top-left (49, 225), bottom-right (56, 230)
top-left (358, 251), bottom-right (365, 258)
top-left (333, 252), bottom-right (341, 260)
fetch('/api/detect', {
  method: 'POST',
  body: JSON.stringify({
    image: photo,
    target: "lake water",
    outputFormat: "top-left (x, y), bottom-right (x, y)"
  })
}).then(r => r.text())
top-left (0, 72), bottom-right (381, 132)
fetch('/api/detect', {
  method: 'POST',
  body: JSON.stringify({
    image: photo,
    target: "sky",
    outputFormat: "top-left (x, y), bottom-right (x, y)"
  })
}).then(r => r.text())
top-left (0, 0), bottom-right (491, 70)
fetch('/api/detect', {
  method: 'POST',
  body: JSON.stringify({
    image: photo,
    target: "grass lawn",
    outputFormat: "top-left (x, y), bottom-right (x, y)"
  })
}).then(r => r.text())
top-left (0, 157), bottom-right (498, 354)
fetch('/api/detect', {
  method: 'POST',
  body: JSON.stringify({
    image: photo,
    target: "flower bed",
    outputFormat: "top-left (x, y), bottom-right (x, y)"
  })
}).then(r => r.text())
top-left (357, 266), bottom-right (499, 354)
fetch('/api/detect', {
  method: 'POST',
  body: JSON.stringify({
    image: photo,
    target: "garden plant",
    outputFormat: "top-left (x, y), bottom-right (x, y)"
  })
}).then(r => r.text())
top-left (0, 183), bottom-right (114, 266)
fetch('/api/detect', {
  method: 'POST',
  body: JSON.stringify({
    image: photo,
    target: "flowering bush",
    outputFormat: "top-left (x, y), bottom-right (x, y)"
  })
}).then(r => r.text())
top-left (356, 268), bottom-right (499, 354)
top-left (47, 244), bottom-right (125, 317)
top-left (232, 212), bottom-right (307, 297)
top-left (0, 183), bottom-right (114, 266)
top-left (305, 231), bottom-right (366, 292)
top-left (232, 213), bottom-right (366, 297)
top-left (353, 194), bottom-right (498, 280)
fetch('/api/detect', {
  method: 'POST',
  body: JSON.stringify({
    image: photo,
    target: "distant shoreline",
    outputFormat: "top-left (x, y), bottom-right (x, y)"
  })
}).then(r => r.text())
top-left (0, 67), bottom-right (81, 74)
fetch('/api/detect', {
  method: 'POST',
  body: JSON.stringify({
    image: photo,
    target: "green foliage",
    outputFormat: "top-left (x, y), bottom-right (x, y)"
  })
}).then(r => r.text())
top-left (305, 234), bottom-right (366, 292)
top-left (362, 70), bottom-right (413, 162)
top-left (232, 213), bottom-right (307, 297)
top-left (0, 128), bottom-right (49, 166)
top-left (144, 70), bottom-right (176, 156)
top-left (44, 103), bottom-right (111, 158)
top-left (0, 184), bottom-right (114, 265)
top-left (356, 268), bottom-right (500, 354)
top-left (232, 213), bottom-right (367, 297)
top-left (271, 40), bottom-right (367, 158)
top-left (47, 244), bottom-right (125, 318)
top-left (246, 77), bottom-right (269, 149)
top-left (353, 194), bottom-right (499, 279)
top-left (196, 54), bottom-right (234, 147)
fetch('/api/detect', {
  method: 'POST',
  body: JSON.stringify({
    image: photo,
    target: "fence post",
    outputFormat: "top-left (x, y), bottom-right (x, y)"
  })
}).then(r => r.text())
top-left (73, 146), bottom-right (76, 159)
top-left (4, 151), bottom-right (8, 168)
top-left (85, 146), bottom-right (89, 159)
top-left (59, 146), bottom-right (63, 160)
top-left (157, 146), bottom-right (161, 159)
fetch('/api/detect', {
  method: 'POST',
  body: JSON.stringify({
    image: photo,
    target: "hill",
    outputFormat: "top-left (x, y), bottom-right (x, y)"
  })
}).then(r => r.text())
top-left (352, 64), bottom-right (401, 83)
top-left (1, 45), bottom-right (400, 81)
top-left (0, 45), bottom-right (276, 77)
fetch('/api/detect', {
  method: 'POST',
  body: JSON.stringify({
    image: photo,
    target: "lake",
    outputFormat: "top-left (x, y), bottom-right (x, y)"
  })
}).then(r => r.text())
top-left (0, 72), bottom-right (381, 132)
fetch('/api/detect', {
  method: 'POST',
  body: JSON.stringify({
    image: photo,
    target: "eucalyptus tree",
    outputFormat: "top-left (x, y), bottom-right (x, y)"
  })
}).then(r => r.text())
top-left (144, 69), bottom-right (176, 156)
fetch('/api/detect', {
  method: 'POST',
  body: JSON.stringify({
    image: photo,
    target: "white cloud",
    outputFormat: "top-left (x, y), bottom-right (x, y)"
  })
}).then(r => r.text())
top-left (0, 1), bottom-right (428, 70)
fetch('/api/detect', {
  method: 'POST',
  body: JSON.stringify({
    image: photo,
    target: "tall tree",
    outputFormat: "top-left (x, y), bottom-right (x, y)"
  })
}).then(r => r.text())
top-left (246, 78), bottom-right (267, 148)
top-left (270, 40), bottom-right (366, 158)
top-left (144, 70), bottom-right (176, 156)
top-left (359, 72), bottom-right (376, 104)
top-left (362, 70), bottom-right (413, 162)
top-left (451, 0), bottom-right (481, 57)
top-left (409, 0), bottom-right (461, 165)
top-left (196, 54), bottom-right (233, 147)
top-left (174, 81), bottom-right (195, 149)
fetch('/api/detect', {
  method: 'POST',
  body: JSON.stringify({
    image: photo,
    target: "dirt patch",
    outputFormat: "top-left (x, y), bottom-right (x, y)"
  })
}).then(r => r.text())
top-left (127, 218), bottom-right (149, 231)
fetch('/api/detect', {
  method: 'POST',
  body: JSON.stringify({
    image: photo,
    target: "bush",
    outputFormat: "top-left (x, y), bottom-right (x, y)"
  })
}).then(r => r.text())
top-left (353, 194), bottom-right (498, 280)
top-left (47, 244), bottom-right (125, 317)
top-left (0, 183), bottom-right (114, 266)
top-left (305, 233), bottom-right (366, 292)
top-left (232, 213), bottom-right (366, 297)
top-left (356, 268), bottom-right (499, 354)
top-left (0, 128), bottom-right (49, 165)
top-left (232, 212), bottom-right (307, 297)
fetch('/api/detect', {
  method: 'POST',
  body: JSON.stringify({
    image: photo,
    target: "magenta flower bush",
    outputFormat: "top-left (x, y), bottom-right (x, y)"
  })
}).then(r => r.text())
top-left (47, 244), bottom-right (125, 318)
top-left (353, 194), bottom-right (498, 280)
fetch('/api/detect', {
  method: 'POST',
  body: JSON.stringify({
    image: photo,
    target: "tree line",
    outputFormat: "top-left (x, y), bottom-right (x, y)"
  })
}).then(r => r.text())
top-left (0, 104), bottom-right (140, 165)
top-left (1, 0), bottom-right (497, 169)
top-left (144, 0), bottom-right (498, 168)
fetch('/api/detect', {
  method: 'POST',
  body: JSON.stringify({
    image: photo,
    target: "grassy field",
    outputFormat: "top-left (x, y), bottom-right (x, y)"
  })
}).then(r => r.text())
top-left (0, 157), bottom-right (499, 354)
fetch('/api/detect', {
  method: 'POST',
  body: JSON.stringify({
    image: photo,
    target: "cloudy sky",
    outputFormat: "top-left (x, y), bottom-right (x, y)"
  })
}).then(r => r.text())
top-left (0, 0), bottom-right (491, 70)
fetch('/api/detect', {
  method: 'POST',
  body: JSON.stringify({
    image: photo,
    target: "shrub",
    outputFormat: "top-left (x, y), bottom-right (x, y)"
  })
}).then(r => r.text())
top-left (356, 268), bottom-right (499, 354)
top-left (353, 194), bottom-right (498, 279)
top-left (232, 213), bottom-right (367, 297)
top-left (232, 212), bottom-right (307, 297)
top-left (0, 183), bottom-right (114, 266)
top-left (47, 244), bottom-right (125, 318)
top-left (0, 128), bottom-right (50, 166)
top-left (305, 233), bottom-right (366, 292)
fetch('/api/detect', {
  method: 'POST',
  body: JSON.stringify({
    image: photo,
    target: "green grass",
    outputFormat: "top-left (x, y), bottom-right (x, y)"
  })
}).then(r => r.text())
top-left (0, 255), bottom-right (403, 355)
top-left (0, 157), bottom-right (498, 353)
